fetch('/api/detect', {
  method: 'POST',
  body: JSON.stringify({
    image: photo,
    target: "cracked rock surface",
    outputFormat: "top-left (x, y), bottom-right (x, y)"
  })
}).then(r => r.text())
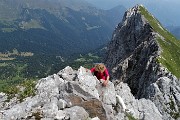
top-left (0, 66), bottom-right (162, 120)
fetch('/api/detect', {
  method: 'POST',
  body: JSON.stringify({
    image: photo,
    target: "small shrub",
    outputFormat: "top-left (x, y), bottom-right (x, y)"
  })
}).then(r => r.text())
top-left (126, 112), bottom-right (137, 120)
top-left (18, 80), bottom-right (36, 102)
top-left (3, 85), bottom-right (20, 102)
top-left (2, 79), bottom-right (36, 102)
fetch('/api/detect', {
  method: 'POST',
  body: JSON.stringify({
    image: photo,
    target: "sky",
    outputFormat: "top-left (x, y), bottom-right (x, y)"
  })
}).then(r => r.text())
top-left (85, 0), bottom-right (180, 10)
top-left (85, 0), bottom-right (180, 26)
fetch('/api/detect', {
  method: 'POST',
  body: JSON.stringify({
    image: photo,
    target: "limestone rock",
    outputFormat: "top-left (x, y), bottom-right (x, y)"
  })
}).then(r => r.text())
top-left (91, 117), bottom-right (100, 120)
top-left (105, 5), bottom-right (180, 119)
top-left (57, 66), bottom-right (77, 81)
top-left (64, 106), bottom-right (89, 120)
top-left (0, 66), bottom-right (117, 120)
top-left (115, 82), bottom-right (162, 120)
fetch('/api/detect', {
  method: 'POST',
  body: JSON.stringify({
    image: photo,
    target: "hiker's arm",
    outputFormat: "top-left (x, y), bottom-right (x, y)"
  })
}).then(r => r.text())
top-left (102, 69), bottom-right (109, 86)
top-left (103, 76), bottom-right (109, 86)
top-left (90, 67), bottom-right (95, 73)
top-left (106, 76), bottom-right (109, 81)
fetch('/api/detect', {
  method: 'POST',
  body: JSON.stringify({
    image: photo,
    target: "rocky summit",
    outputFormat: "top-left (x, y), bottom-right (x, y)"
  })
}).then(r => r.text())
top-left (105, 5), bottom-right (180, 120)
top-left (0, 66), bottom-right (162, 120)
top-left (0, 4), bottom-right (180, 120)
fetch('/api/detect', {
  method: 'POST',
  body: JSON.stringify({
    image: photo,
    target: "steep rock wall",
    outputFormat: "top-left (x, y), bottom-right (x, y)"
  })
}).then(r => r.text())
top-left (105, 5), bottom-right (180, 119)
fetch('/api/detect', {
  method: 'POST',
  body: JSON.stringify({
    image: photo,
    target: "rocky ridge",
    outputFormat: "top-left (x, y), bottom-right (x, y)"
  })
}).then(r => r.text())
top-left (0, 66), bottom-right (162, 120)
top-left (105, 5), bottom-right (180, 120)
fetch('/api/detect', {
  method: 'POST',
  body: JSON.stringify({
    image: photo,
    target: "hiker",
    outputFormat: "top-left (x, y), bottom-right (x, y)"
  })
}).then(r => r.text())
top-left (87, 63), bottom-right (110, 86)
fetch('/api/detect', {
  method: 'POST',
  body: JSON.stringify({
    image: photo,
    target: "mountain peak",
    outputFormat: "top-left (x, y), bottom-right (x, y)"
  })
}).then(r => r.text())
top-left (124, 4), bottom-right (144, 15)
top-left (107, 4), bottom-right (180, 78)
top-left (105, 5), bottom-right (180, 119)
top-left (138, 5), bottom-right (180, 78)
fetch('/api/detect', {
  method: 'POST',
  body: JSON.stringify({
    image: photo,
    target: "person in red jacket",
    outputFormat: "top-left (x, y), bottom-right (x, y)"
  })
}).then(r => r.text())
top-left (89, 63), bottom-right (110, 87)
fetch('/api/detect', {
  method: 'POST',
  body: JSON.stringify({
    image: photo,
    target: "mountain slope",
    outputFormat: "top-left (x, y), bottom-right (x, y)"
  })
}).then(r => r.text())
top-left (139, 6), bottom-right (180, 78)
top-left (105, 5), bottom-right (180, 119)
top-left (0, 0), bottom-right (125, 56)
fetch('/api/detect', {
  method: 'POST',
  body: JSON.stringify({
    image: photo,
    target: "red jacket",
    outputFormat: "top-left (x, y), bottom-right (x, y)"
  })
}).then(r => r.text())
top-left (90, 67), bottom-right (109, 80)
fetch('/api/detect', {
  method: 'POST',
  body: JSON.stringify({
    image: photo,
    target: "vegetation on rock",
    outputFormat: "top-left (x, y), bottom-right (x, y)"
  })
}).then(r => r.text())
top-left (139, 5), bottom-right (180, 78)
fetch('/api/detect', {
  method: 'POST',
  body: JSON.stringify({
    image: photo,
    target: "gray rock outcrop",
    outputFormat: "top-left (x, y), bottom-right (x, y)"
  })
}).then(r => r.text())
top-left (105, 5), bottom-right (180, 120)
top-left (0, 66), bottom-right (162, 120)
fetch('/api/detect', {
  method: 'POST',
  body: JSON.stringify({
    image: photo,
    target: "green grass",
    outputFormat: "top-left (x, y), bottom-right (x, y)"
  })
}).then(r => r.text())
top-left (126, 112), bottom-right (137, 120)
top-left (0, 20), bottom-right (18, 29)
top-left (21, 19), bottom-right (44, 30)
top-left (139, 6), bottom-right (180, 78)
top-left (72, 53), bottom-right (101, 69)
top-left (168, 96), bottom-right (180, 119)
top-left (0, 63), bottom-right (28, 92)
top-left (18, 80), bottom-right (36, 102)
top-left (0, 62), bottom-right (8, 67)
top-left (1, 28), bottom-right (16, 32)
top-left (0, 20), bottom-right (14, 26)
top-left (2, 79), bottom-right (36, 102)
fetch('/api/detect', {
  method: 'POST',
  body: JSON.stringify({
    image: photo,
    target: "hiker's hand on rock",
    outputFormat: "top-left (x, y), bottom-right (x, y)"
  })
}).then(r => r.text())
top-left (102, 80), bottom-right (108, 87)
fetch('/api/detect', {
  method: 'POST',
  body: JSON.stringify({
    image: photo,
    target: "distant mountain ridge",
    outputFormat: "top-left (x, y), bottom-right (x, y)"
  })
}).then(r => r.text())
top-left (0, 0), bottom-right (125, 56)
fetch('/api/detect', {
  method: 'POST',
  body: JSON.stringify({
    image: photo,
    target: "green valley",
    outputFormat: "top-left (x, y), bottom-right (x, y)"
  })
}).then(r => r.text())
top-left (0, 52), bottom-right (102, 93)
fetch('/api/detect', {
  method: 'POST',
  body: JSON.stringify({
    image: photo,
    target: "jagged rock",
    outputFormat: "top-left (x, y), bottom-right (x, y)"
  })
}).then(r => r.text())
top-left (0, 65), bottom-right (166, 120)
top-left (0, 93), bottom-right (7, 110)
top-left (77, 66), bottom-right (100, 99)
top-left (115, 112), bottom-right (127, 120)
top-left (91, 117), bottom-right (100, 120)
top-left (77, 66), bottom-right (116, 105)
top-left (97, 81), bottom-right (116, 105)
top-left (81, 99), bottom-right (108, 120)
top-left (2, 103), bottom-right (28, 119)
top-left (57, 66), bottom-right (77, 81)
top-left (64, 106), bottom-right (89, 120)
top-left (57, 99), bottom-right (68, 110)
top-left (42, 97), bottom-right (59, 118)
top-left (105, 5), bottom-right (180, 119)
top-left (115, 82), bottom-right (162, 120)
top-left (138, 99), bottom-right (162, 120)
top-left (103, 104), bottom-right (115, 120)
top-left (146, 76), bottom-right (180, 119)
top-left (55, 110), bottom-right (66, 120)
top-left (0, 66), bottom-right (118, 120)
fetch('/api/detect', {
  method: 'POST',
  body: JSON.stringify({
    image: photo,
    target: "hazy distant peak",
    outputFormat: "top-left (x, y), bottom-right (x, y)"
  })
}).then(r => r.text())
top-left (53, 0), bottom-right (94, 11)
top-left (107, 4), bottom-right (126, 11)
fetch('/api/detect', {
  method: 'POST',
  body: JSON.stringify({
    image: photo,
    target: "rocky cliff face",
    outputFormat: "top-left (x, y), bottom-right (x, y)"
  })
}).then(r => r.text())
top-left (105, 5), bottom-right (180, 120)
